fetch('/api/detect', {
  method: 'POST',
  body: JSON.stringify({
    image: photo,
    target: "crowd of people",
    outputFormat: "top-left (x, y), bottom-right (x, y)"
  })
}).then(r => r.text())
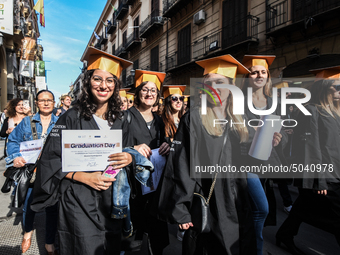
top-left (1, 46), bottom-right (339, 255)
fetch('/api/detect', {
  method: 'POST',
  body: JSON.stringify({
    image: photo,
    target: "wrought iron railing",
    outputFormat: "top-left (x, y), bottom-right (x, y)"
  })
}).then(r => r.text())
top-left (266, 0), bottom-right (288, 32)
top-left (140, 10), bottom-right (164, 36)
top-left (125, 31), bottom-right (140, 48)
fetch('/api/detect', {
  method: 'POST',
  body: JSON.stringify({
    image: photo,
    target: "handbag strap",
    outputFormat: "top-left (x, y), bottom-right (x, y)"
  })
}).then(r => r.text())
top-left (206, 130), bottom-right (228, 205)
top-left (29, 116), bottom-right (38, 140)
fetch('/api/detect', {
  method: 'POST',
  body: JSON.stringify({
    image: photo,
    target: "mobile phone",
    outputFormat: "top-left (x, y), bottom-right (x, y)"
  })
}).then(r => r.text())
top-left (102, 165), bottom-right (120, 178)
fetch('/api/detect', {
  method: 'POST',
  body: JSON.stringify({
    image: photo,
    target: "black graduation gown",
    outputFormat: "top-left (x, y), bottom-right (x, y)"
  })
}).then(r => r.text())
top-left (244, 96), bottom-right (289, 226)
top-left (158, 109), bottom-right (256, 255)
top-left (277, 104), bottom-right (340, 241)
top-left (31, 108), bottom-right (132, 255)
top-left (125, 106), bottom-right (169, 253)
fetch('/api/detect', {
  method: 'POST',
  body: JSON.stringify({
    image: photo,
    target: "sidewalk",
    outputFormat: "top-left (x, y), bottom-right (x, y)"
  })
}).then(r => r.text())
top-left (0, 140), bottom-right (48, 255)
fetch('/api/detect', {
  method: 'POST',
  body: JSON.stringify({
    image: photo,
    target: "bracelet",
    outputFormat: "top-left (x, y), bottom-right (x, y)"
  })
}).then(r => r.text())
top-left (71, 172), bottom-right (77, 183)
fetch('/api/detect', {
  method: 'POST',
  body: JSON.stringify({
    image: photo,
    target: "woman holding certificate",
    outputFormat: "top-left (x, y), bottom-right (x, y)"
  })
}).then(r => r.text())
top-left (5, 90), bottom-right (58, 254)
top-left (31, 47), bottom-right (134, 255)
top-left (126, 69), bottom-right (171, 254)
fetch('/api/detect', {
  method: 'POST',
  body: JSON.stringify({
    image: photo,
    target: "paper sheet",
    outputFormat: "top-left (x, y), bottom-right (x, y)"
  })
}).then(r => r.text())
top-left (20, 139), bottom-right (44, 164)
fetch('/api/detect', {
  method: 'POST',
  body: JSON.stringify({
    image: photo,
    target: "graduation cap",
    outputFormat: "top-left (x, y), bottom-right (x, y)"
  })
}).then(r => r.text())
top-left (126, 92), bottom-right (134, 102)
top-left (81, 46), bottom-right (132, 79)
top-left (119, 88), bottom-right (130, 98)
top-left (162, 85), bottom-right (186, 99)
top-left (184, 95), bottom-right (189, 102)
top-left (196, 54), bottom-right (250, 79)
top-left (242, 55), bottom-right (276, 70)
top-left (135, 70), bottom-right (166, 90)
top-left (310, 66), bottom-right (340, 79)
top-left (273, 81), bottom-right (289, 89)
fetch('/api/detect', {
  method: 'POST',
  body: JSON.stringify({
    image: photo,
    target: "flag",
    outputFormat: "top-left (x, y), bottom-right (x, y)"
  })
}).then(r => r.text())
top-left (101, 20), bottom-right (107, 27)
top-left (34, 0), bottom-right (45, 27)
top-left (110, 3), bottom-right (117, 11)
top-left (94, 31), bottom-right (100, 40)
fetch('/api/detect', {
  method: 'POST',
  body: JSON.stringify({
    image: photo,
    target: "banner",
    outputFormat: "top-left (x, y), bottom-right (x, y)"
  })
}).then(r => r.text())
top-left (21, 37), bottom-right (36, 61)
top-left (35, 61), bottom-right (45, 76)
top-left (35, 76), bottom-right (46, 90)
top-left (0, 0), bottom-right (14, 35)
top-left (19, 59), bottom-right (34, 77)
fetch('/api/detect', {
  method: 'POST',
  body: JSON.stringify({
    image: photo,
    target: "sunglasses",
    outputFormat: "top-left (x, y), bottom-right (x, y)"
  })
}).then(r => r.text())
top-left (171, 96), bottom-right (184, 102)
top-left (128, 100), bottom-right (133, 104)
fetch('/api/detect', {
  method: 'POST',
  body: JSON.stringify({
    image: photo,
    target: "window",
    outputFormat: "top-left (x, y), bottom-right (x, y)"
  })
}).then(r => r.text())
top-left (150, 46), bottom-right (159, 71)
top-left (123, 30), bottom-right (127, 46)
top-left (134, 16), bottom-right (139, 39)
top-left (133, 59), bottom-right (139, 70)
top-left (112, 44), bottom-right (115, 55)
top-left (122, 69), bottom-right (126, 86)
top-left (177, 24), bottom-right (191, 66)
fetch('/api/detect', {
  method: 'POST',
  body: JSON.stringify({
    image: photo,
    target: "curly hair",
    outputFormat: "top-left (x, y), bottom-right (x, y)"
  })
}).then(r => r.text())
top-left (162, 95), bottom-right (184, 138)
top-left (6, 98), bottom-right (23, 118)
top-left (133, 81), bottom-right (161, 107)
top-left (76, 70), bottom-right (123, 126)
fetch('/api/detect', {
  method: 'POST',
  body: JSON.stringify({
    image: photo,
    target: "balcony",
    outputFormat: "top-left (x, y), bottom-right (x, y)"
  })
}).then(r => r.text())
top-left (125, 31), bottom-right (141, 51)
top-left (126, 74), bottom-right (134, 87)
top-left (140, 10), bottom-right (164, 38)
top-left (266, 0), bottom-right (340, 39)
top-left (163, 0), bottom-right (187, 18)
top-left (116, 0), bottom-right (129, 20)
top-left (99, 34), bottom-right (108, 45)
top-left (222, 15), bottom-right (259, 49)
top-left (94, 42), bottom-right (101, 50)
top-left (126, 0), bottom-right (135, 5)
top-left (166, 52), bottom-right (177, 71)
top-left (107, 19), bottom-right (117, 34)
top-left (192, 31), bottom-right (221, 60)
top-left (116, 44), bottom-right (127, 57)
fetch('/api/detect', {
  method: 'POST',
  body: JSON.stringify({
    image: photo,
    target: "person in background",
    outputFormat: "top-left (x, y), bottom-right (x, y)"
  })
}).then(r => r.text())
top-left (241, 55), bottom-right (288, 255)
top-left (53, 95), bottom-right (72, 116)
top-left (31, 47), bottom-right (134, 255)
top-left (183, 96), bottom-right (189, 112)
top-left (159, 54), bottom-right (257, 254)
top-left (0, 108), bottom-right (8, 129)
top-left (0, 99), bottom-right (26, 157)
top-left (276, 68), bottom-right (340, 254)
top-left (161, 85), bottom-right (186, 142)
top-left (23, 105), bottom-right (33, 116)
top-left (120, 89), bottom-right (128, 111)
top-left (126, 92), bottom-right (134, 109)
top-left (127, 69), bottom-right (170, 255)
top-left (5, 90), bottom-right (59, 254)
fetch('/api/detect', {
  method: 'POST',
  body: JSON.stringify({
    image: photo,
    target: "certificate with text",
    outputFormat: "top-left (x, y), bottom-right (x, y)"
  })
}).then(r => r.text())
top-left (61, 130), bottom-right (122, 172)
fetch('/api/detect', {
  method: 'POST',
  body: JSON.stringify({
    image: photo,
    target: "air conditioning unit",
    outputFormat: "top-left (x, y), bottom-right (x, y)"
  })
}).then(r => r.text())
top-left (193, 10), bottom-right (205, 25)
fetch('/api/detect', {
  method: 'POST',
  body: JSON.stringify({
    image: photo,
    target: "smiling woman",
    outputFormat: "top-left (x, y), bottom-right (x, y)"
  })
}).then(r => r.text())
top-left (31, 47), bottom-right (135, 255)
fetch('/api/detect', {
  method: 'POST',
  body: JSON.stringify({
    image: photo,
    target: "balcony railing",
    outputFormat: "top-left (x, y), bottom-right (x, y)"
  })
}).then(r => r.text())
top-left (116, 0), bottom-right (129, 20)
top-left (126, 74), bottom-right (134, 87)
top-left (99, 34), bottom-right (108, 45)
top-left (163, 0), bottom-right (186, 18)
top-left (222, 15), bottom-right (259, 49)
top-left (293, 0), bottom-right (340, 22)
top-left (166, 52), bottom-right (177, 71)
top-left (192, 31), bottom-right (221, 60)
top-left (107, 18), bottom-right (117, 34)
top-left (140, 10), bottom-right (164, 38)
top-left (125, 31), bottom-right (141, 50)
top-left (116, 44), bottom-right (126, 57)
top-left (266, 0), bottom-right (288, 32)
top-left (94, 42), bottom-right (101, 50)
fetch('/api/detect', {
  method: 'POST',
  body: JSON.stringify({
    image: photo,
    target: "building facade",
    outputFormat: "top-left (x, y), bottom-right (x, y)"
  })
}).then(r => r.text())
top-left (0, 0), bottom-right (41, 111)
top-left (80, 0), bottom-right (340, 94)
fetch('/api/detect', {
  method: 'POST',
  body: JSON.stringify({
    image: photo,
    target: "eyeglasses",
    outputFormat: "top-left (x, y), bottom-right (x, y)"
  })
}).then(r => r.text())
top-left (171, 96), bottom-right (184, 102)
top-left (91, 75), bottom-right (115, 87)
top-left (333, 85), bottom-right (340, 91)
top-left (141, 88), bottom-right (157, 95)
top-left (37, 99), bottom-right (54, 104)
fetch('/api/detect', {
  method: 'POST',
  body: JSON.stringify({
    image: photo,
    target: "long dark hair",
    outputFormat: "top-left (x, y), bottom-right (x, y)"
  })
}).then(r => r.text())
top-left (76, 69), bottom-right (123, 126)
top-left (7, 98), bottom-right (23, 118)
top-left (161, 95), bottom-right (184, 138)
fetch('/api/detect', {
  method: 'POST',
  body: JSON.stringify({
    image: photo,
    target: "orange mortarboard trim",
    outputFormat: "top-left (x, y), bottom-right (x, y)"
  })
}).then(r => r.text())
top-left (196, 55), bottom-right (250, 79)
top-left (135, 69), bottom-right (166, 90)
top-left (162, 85), bottom-right (186, 98)
top-left (310, 66), bottom-right (340, 79)
top-left (242, 55), bottom-right (276, 70)
top-left (81, 47), bottom-right (132, 79)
